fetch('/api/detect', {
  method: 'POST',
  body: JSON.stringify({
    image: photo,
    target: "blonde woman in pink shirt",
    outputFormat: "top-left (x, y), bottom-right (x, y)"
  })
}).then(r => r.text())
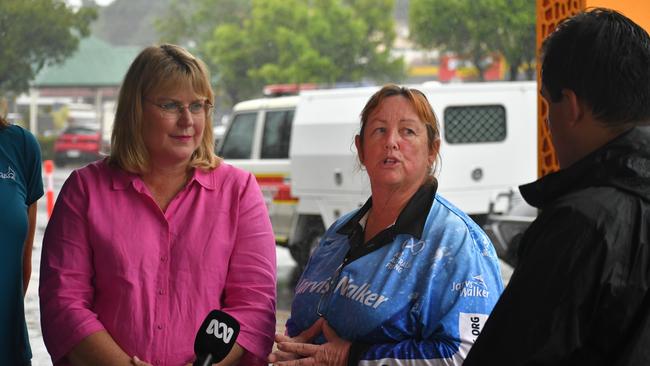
top-left (39, 44), bottom-right (277, 366)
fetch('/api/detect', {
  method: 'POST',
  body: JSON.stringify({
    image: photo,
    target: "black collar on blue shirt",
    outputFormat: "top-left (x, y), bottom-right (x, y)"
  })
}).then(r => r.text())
top-left (337, 179), bottom-right (437, 263)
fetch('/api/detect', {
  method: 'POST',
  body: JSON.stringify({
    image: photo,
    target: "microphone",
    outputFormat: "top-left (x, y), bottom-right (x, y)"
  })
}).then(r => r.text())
top-left (193, 310), bottom-right (240, 366)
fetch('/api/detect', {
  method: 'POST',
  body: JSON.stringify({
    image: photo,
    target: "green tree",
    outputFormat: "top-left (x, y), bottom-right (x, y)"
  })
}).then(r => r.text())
top-left (409, 0), bottom-right (535, 81)
top-left (493, 0), bottom-right (536, 80)
top-left (157, 0), bottom-right (404, 104)
top-left (344, 0), bottom-right (405, 82)
top-left (409, 0), bottom-right (498, 81)
top-left (155, 0), bottom-right (250, 46)
top-left (0, 0), bottom-right (96, 95)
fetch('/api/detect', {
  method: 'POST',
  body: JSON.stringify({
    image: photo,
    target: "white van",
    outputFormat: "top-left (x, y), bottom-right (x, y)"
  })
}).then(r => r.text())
top-left (217, 96), bottom-right (298, 244)
top-left (218, 81), bottom-right (538, 271)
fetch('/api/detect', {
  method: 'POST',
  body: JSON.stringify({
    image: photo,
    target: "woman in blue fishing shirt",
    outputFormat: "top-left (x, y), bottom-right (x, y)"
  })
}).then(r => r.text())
top-left (269, 85), bottom-right (504, 365)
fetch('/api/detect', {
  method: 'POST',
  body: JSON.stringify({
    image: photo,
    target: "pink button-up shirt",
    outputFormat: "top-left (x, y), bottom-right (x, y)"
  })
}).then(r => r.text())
top-left (40, 160), bottom-right (276, 366)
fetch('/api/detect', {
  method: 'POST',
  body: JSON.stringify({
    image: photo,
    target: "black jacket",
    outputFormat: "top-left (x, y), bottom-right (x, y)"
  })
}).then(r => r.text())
top-left (464, 126), bottom-right (650, 366)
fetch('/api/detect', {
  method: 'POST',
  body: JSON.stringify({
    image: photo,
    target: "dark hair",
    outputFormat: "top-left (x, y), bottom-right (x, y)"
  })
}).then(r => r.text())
top-left (541, 7), bottom-right (650, 126)
top-left (0, 116), bottom-right (8, 129)
top-left (359, 84), bottom-right (441, 174)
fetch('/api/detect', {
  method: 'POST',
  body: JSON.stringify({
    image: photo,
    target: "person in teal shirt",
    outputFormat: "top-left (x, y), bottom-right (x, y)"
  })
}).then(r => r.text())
top-left (0, 115), bottom-right (43, 365)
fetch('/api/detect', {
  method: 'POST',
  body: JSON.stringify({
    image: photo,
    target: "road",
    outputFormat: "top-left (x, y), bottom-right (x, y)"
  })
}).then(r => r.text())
top-left (25, 163), bottom-right (296, 365)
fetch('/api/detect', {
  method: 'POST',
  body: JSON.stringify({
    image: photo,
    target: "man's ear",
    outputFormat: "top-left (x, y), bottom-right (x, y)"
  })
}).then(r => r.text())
top-left (355, 135), bottom-right (364, 164)
top-left (561, 89), bottom-right (583, 126)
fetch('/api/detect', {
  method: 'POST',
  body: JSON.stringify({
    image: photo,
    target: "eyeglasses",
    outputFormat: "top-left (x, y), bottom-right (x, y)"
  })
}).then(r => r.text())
top-left (144, 98), bottom-right (213, 119)
top-left (316, 262), bottom-right (345, 318)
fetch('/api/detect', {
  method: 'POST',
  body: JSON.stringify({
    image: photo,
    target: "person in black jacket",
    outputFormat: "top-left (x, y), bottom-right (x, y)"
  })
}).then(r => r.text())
top-left (464, 8), bottom-right (650, 366)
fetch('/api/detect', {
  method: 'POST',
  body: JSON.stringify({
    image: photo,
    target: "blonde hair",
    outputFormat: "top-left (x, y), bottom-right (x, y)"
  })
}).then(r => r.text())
top-left (108, 44), bottom-right (220, 173)
top-left (359, 84), bottom-right (441, 175)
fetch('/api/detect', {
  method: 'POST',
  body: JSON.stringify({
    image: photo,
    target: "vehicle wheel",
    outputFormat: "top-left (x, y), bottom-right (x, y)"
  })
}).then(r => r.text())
top-left (290, 233), bottom-right (320, 282)
top-left (289, 219), bottom-right (324, 285)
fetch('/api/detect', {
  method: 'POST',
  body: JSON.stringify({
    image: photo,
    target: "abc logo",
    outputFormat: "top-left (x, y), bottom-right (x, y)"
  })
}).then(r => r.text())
top-left (206, 319), bottom-right (234, 343)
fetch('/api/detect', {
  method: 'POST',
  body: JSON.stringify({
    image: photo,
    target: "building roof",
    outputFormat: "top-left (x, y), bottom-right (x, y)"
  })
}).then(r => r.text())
top-left (32, 36), bottom-right (140, 88)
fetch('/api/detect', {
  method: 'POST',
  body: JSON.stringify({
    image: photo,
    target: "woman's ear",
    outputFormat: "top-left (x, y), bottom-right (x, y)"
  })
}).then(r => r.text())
top-left (428, 138), bottom-right (440, 166)
top-left (354, 134), bottom-right (365, 164)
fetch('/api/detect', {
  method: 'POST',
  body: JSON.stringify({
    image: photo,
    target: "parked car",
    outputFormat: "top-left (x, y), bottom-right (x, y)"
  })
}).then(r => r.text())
top-left (53, 125), bottom-right (103, 167)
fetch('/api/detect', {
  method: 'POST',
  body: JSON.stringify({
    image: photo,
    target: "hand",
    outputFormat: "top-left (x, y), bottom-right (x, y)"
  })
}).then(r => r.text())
top-left (271, 320), bottom-right (351, 366)
top-left (131, 356), bottom-right (153, 366)
top-left (269, 318), bottom-right (325, 363)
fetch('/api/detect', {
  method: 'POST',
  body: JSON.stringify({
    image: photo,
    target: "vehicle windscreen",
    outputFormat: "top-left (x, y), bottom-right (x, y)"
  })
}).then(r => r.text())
top-left (63, 126), bottom-right (99, 135)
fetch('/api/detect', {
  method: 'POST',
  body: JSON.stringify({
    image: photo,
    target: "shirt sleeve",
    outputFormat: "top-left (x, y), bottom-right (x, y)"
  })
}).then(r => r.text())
top-left (350, 223), bottom-right (504, 365)
top-left (220, 172), bottom-right (277, 364)
top-left (20, 127), bottom-right (44, 205)
top-left (39, 170), bottom-right (106, 363)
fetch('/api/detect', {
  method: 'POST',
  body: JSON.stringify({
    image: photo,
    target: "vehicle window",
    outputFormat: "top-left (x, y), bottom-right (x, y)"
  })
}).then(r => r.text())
top-left (261, 110), bottom-right (294, 159)
top-left (219, 112), bottom-right (257, 159)
top-left (443, 105), bottom-right (507, 144)
top-left (64, 126), bottom-right (99, 135)
top-left (70, 117), bottom-right (98, 125)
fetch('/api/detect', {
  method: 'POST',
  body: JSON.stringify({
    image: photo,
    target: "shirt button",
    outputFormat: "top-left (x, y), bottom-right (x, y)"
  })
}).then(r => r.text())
top-left (157, 324), bottom-right (163, 330)
top-left (158, 289), bottom-right (165, 295)
top-left (160, 256), bottom-right (167, 262)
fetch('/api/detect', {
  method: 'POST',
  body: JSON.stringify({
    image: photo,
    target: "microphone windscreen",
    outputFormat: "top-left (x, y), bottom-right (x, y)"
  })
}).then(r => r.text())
top-left (194, 310), bottom-right (241, 364)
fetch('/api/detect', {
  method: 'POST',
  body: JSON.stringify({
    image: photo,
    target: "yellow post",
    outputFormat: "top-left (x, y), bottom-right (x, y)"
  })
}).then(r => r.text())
top-left (535, 0), bottom-right (585, 178)
top-left (587, 0), bottom-right (650, 30)
top-left (536, 0), bottom-right (650, 177)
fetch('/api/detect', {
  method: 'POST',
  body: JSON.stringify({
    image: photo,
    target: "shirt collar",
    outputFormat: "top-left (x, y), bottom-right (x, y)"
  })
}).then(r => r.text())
top-left (110, 163), bottom-right (138, 190)
top-left (192, 167), bottom-right (216, 190)
top-left (338, 179), bottom-right (438, 240)
top-left (111, 164), bottom-right (216, 191)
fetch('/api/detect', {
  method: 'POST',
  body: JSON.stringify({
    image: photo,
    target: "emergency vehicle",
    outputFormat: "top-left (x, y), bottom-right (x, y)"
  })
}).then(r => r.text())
top-left (217, 81), bottom-right (537, 271)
